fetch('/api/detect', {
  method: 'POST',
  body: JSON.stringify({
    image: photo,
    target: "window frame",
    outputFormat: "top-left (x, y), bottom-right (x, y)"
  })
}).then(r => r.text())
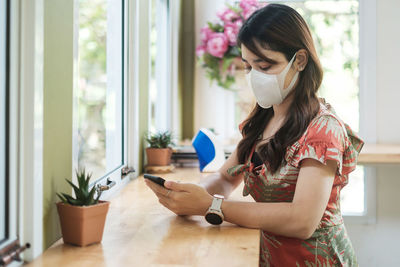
top-left (344, 0), bottom-right (377, 224)
top-left (0, 0), bottom-right (21, 260)
top-left (126, 0), bottom-right (140, 180)
top-left (0, 0), bottom-right (11, 249)
top-left (1, 0), bottom-right (45, 264)
top-left (19, 0), bottom-right (45, 261)
top-left (71, 0), bottom-right (135, 200)
top-left (12, 0), bottom-right (140, 262)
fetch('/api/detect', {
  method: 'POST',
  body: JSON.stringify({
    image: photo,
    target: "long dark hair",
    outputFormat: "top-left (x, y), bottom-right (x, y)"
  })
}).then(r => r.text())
top-left (236, 4), bottom-right (323, 173)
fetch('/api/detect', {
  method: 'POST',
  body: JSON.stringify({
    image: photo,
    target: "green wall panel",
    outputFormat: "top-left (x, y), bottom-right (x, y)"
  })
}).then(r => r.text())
top-left (42, 0), bottom-right (73, 250)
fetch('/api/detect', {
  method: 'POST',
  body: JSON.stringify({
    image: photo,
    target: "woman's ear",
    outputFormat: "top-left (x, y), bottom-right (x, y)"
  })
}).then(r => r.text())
top-left (294, 49), bottom-right (308, 71)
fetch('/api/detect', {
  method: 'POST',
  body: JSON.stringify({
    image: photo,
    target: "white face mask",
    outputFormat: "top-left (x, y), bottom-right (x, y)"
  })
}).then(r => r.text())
top-left (245, 52), bottom-right (299, 109)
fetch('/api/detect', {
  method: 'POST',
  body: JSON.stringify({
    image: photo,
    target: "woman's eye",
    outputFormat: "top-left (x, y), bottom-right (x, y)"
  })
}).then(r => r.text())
top-left (260, 66), bottom-right (271, 71)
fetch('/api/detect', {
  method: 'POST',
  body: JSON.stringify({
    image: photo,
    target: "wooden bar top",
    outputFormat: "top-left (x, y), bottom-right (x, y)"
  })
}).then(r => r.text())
top-left (26, 168), bottom-right (260, 267)
top-left (358, 143), bottom-right (400, 164)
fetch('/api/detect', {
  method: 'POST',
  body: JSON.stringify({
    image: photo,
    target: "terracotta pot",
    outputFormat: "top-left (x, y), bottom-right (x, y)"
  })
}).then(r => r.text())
top-left (146, 147), bottom-right (172, 166)
top-left (56, 200), bottom-right (110, 246)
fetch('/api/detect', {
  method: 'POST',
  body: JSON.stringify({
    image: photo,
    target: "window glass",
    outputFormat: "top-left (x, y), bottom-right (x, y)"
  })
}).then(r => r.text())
top-left (149, 0), bottom-right (171, 133)
top-left (236, 0), bottom-right (364, 215)
top-left (74, 0), bottom-right (124, 182)
top-left (281, 0), bottom-right (363, 216)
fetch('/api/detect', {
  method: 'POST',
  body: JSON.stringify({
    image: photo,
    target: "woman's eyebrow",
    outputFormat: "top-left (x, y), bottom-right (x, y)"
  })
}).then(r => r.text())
top-left (255, 56), bottom-right (278, 64)
top-left (241, 57), bottom-right (277, 64)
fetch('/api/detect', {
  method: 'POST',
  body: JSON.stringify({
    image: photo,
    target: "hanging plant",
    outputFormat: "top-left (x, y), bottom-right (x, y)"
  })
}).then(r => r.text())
top-left (196, 0), bottom-right (266, 90)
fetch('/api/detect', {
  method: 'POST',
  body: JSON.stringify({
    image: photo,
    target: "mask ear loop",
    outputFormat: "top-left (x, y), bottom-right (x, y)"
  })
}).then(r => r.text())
top-left (281, 72), bottom-right (299, 99)
top-left (279, 52), bottom-right (299, 99)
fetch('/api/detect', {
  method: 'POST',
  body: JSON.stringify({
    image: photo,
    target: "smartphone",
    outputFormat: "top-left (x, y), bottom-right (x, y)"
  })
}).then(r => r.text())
top-left (144, 174), bottom-right (166, 187)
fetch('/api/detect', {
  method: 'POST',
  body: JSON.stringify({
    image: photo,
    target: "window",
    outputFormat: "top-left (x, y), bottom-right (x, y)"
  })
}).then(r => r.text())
top-left (234, 0), bottom-right (371, 218)
top-left (149, 0), bottom-right (172, 133)
top-left (0, 0), bottom-right (8, 245)
top-left (0, 0), bottom-right (19, 257)
top-left (268, 0), bottom-right (371, 218)
top-left (73, 0), bottom-right (131, 194)
top-left (1, 0), bottom-right (45, 261)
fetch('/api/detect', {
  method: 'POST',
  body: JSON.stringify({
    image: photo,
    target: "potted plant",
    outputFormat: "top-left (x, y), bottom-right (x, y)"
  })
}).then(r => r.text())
top-left (145, 131), bottom-right (175, 166)
top-left (56, 169), bottom-right (110, 247)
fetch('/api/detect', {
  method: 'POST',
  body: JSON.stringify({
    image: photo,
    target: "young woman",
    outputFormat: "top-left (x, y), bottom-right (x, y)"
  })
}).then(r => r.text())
top-left (145, 4), bottom-right (363, 266)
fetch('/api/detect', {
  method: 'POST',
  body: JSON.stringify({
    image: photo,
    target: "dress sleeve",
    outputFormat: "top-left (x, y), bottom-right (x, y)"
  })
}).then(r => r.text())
top-left (286, 115), bottom-right (364, 177)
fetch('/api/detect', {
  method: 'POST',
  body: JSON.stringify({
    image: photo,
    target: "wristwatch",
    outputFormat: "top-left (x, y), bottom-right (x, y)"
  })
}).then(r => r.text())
top-left (205, 194), bottom-right (225, 225)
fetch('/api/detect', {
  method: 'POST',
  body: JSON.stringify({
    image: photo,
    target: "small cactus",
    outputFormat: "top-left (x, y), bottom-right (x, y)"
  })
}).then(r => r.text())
top-left (145, 131), bottom-right (175, 148)
top-left (57, 169), bottom-right (102, 206)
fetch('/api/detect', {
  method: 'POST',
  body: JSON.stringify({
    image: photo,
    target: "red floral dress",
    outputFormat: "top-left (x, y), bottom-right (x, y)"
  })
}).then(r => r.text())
top-left (227, 102), bottom-right (364, 267)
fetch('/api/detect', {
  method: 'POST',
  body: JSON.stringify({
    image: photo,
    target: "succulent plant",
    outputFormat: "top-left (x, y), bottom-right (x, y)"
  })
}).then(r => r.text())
top-left (57, 169), bottom-right (101, 206)
top-left (145, 131), bottom-right (175, 149)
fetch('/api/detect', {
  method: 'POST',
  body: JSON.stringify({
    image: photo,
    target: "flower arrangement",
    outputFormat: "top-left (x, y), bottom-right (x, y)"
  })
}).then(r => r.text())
top-left (196, 0), bottom-right (266, 90)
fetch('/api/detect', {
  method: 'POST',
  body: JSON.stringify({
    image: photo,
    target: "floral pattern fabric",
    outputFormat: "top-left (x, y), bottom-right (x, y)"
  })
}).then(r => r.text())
top-left (227, 102), bottom-right (364, 267)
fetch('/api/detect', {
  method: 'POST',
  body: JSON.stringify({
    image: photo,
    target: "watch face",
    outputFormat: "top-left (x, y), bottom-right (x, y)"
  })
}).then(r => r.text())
top-left (205, 212), bottom-right (223, 225)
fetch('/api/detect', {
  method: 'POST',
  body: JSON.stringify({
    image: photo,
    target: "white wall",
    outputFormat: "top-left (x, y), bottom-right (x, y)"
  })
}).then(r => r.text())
top-left (345, 0), bottom-right (400, 266)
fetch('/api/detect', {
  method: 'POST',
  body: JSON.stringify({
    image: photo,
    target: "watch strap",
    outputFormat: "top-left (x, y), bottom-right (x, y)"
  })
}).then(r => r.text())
top-left (209, 194), bottom-right (224, 211)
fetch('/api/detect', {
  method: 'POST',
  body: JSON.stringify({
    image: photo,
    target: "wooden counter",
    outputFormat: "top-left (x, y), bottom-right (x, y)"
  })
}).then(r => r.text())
top-left (358, 143), bottom-right (400, 164)
top-left (25, 168), bottom-right (260, 267)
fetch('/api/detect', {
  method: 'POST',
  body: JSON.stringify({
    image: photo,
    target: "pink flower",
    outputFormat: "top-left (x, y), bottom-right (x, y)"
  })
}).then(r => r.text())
top-left (239, 0), bottom-right (262, 20)
top-left (243, 6), bottom-right (258, 19)
top-left (235, 19), bottom-right (243, 29)
top-left (206, 33), bottom-right (229, 58)
top-left (200, 26), bottom-right (213, 43)
top-left (239, 0), bottom-right (258, 10)
top-left (224, 22), bottom-right (240, 46)
top-left (217, 7), bottom-right (240, 23)
top-left (196, 45), bottom-right (206, 57)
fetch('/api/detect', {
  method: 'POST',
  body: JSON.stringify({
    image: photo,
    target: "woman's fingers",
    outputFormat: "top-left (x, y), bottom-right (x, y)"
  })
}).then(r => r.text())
top-left (164, 180), bottom-right (196, 192)
top-left (145, 179), bottom-right (172, 197)
top-left (145, 179), bottom-right (188, 214)
top-left (145, 178), bottom-right (209, 216)
top-left (158, 194), bottom-right (173, 208)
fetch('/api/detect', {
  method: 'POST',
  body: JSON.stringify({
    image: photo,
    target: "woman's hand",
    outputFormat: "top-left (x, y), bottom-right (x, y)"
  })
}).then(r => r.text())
top-left (144, 179), bottom-right (213, 216)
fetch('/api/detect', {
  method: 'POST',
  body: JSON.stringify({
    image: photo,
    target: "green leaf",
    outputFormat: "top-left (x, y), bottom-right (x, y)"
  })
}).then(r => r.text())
top-left (207, 22), bottom-right (224, 32)
top-left (145, 130), bottom-right (174, 148)
top-left (84, 172), bottom-right (92, 190)
top-left (56, 193), bottom-right (67, 203)
top-left (76, 169), bottom-right (85, 189)
top-left (62, 193), bottom-right (81, 206)
top-left (57, 167), bottom-right (100, 206)
top-left (86, 186), bottom-right (97, 205)
top-left (66, 179), bottom-right (83, 199)
top-left (222, 57), bottom-right (234, 72)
